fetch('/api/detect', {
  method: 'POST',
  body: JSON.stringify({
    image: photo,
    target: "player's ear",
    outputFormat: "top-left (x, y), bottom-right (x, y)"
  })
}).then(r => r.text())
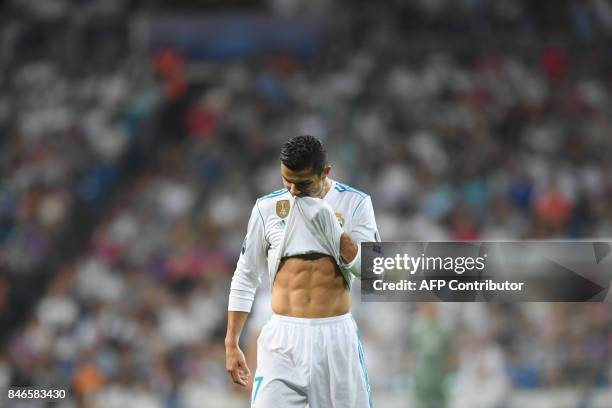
top-left (321, 165), bottom-right (331, 178)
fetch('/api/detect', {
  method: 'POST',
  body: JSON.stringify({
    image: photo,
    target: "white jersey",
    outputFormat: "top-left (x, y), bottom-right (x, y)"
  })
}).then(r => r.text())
top-left (228, 179), bottom-right (380, 312)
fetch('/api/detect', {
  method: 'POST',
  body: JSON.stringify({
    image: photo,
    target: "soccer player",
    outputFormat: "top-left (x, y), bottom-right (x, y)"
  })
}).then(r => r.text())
top-left (409, 303), bottom-right (453, 408)
top-left (225, 135), bottom-right (380, 408)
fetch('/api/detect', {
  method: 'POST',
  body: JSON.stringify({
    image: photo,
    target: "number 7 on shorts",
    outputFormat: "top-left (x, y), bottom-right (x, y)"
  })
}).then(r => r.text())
top-left (252, 376), bottom-right (263, 404)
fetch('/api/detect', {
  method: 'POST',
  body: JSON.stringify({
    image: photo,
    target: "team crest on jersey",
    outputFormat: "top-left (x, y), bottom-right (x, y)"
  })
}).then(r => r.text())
top-left (335, 212), bottom-right (344, 227)
top-left (276, 200), bottom-right (290, 218)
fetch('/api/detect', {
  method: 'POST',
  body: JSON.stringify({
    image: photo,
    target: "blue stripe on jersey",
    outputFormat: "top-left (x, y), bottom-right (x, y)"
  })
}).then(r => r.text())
top-left (257, 188), bottom-right (287, 201)
top-left (334, 182), bottom-right (367, 198)
top-left (352, 316), bottom-right (373, 408)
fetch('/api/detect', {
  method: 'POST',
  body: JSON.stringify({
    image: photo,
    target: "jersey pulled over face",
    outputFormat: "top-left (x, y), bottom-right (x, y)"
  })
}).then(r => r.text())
top-left (280, 162), bottom-right (328, 198)
top-left (228, 178), bottom-right (380, 313)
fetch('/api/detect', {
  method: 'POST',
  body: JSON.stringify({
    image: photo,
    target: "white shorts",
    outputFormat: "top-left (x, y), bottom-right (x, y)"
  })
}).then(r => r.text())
top-left (251, 313), bottom-right (373, 408)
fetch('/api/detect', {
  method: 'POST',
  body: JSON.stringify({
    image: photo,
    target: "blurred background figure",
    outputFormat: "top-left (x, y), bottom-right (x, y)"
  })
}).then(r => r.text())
top-left (408, 303), bottom-right (453, 408)
top-left (1, 0), bottom-right (612, 407)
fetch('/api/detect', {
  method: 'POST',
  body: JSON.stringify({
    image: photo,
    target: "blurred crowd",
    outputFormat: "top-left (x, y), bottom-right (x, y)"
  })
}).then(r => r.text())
top-left (2, 0), bottom-right (612, 407)
top-left (0, 10), bottom-right (160, 353)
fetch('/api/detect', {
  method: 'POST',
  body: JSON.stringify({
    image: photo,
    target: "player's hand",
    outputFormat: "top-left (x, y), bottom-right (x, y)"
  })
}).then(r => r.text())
top-left (226, 344), bottom-right (251, 387)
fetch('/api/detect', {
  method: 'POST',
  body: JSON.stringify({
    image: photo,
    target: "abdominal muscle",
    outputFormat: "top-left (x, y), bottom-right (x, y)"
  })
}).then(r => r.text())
top-left (271, 253), bottom-right (351, 318)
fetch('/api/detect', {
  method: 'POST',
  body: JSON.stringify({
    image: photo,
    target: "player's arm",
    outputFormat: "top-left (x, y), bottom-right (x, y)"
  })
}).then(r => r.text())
top-left (340, 195), bottom-right (380, 278)
top-left (339, 232), bottom-right (358, 264)
top-left (225, 311), bottom-right (250, 386)
top-left (225, 202), bottom-right (267, 387)
top-left (297, 195), bottom-right (380, 278)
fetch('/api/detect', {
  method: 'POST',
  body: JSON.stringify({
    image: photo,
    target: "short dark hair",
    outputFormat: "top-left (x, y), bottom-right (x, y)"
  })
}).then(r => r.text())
top-left (280, 135), bottom-right (326, 175)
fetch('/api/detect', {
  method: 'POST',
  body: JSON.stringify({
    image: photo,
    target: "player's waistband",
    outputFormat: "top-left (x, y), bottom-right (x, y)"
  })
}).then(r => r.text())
top-left (270, 312), bottom-right (352, 326)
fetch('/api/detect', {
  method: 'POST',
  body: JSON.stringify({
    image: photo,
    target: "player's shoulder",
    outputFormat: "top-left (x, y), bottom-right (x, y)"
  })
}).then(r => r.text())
top-left (255, 188), bottom-right (290, 211)
top-left (256, 187), bottom-right (289, 202)
top-left (333, 180), bottom-right (369, 200)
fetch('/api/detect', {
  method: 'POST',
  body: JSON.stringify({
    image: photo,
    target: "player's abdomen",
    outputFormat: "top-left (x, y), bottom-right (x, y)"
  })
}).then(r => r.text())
top-left (272, 254), bottom-right (351, 318)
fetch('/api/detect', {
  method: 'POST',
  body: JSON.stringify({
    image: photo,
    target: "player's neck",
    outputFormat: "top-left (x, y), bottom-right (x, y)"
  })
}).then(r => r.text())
top-left (318, 178), bottom-right (332, 199)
